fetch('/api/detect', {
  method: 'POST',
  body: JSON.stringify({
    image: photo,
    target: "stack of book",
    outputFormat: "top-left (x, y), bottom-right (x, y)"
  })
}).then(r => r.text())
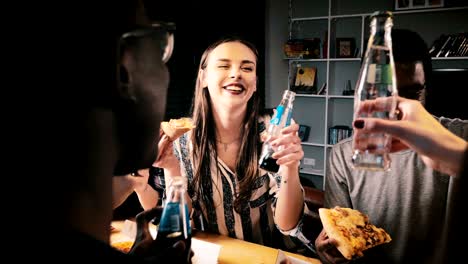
top-left (328, 125), bottom-right (352, 145)
top-left (429, 33), bottom-right (468, 57)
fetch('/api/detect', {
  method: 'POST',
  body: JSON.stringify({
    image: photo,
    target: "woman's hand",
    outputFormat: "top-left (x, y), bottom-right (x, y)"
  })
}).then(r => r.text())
top-left (353, 96), bottom-right (467, 175)
top-left (131, 168), bottom-right (150, 193)
top-left (270, 121), bottom-right (304, 170)
top-left (153, 134), bottom-right (179, 169)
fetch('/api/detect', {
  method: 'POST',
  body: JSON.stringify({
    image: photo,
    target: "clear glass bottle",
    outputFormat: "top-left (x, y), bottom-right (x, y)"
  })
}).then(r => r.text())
top-left (351, 11), bottom-right (398, 171)
top-left (155, 176), bottom-right (192, 262)
top-left (259, 89), bottom-right (296, 173)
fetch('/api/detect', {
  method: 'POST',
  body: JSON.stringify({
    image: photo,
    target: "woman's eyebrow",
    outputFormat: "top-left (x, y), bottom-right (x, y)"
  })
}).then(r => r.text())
top-left (241, 60), bottom-right (256, 66)
top-left (215, 58), bottom-right (256, 66)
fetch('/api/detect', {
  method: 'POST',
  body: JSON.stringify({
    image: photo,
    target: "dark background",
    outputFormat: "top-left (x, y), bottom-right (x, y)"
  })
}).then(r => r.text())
top-left (144, 0), bottom-right (266, 120)
top-left (427, 68), bottom-right (468, 120)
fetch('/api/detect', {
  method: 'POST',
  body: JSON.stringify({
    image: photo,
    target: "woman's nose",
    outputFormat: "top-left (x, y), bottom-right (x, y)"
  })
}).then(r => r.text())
top-left (229, 67), bottom-right (242, 79)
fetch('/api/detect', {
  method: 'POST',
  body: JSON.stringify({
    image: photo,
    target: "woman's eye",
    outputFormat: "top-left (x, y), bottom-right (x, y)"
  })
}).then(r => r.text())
top-left (218, 65), bottom-right (229, 69)
top-left (242, 67), bottom-right (253, 72)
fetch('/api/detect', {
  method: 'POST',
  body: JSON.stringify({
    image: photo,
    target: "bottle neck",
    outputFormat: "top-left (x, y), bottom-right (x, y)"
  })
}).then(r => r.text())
top-left (370, 16), bottom-right (393, 47)
top-left (281, 91), bottom-right (295, 110)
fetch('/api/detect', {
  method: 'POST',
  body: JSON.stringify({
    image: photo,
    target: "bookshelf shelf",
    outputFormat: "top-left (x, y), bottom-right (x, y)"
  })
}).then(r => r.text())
top-left (300, 168), bottom-right (325, 176)
top-left (301, 142), bottom-right (325, 147)
top-left (432, 56), bottom-right (468, 60)
top-left (296, 94), bottom-right (326, 98)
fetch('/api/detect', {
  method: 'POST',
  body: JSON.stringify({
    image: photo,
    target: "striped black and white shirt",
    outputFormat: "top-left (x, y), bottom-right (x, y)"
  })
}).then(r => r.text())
top-left (168, 122), bottom-right (306, 249)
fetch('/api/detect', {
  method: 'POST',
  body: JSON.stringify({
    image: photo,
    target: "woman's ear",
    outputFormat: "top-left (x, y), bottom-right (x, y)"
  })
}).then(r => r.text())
top-left (199, 69), bottom-right (207, 88)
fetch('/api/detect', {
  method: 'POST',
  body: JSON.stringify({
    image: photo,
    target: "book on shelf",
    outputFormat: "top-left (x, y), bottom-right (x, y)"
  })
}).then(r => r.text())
top-left (430, 33), bottom-right (468, 57)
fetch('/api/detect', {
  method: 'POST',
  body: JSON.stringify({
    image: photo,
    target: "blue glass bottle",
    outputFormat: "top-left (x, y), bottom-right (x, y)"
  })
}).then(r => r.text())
top-left (155, 176), bottom-right (191, 262)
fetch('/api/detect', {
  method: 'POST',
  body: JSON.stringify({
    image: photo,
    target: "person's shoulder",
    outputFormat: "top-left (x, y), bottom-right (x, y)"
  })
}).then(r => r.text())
top-left (331, 137), bottom-right (353, 153)
top-left (435, 115), bottom-right (468, 140)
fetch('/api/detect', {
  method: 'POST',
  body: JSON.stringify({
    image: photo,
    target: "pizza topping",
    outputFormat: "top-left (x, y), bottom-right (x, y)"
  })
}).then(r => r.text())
top-left (319, 206), bottom-right (392, 260)
top-left (161, 117), bottom-right (195, 141)
top-left (111, 241), bottom-right (134, 253)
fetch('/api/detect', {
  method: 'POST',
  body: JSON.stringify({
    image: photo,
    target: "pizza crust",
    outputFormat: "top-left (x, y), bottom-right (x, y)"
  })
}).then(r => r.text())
top-left (111, 240), bottom-right (134, 253)
top-left (161, 117), bottom-right (195, 141)
top-left (319, 208), bottom-right (356, 260)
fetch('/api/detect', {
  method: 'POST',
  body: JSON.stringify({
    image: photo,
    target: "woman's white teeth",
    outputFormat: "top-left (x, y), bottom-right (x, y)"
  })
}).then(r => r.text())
top-left (226, 86), bottom-right (243, 91)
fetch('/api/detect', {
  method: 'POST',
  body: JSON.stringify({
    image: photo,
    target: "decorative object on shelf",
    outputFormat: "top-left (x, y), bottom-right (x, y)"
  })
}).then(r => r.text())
top-left (284, 38), bottom-right (322, 59)
top-left (317, 82), bottom-right (327, 95)
top-left (328, 125), bottom-right (353, 145)
top-left (293, 65), bottom-right (317, 94)
top-left (429, 32), bottom-right (468, 57)
top-left (395, 0), bottom-right (444, 10)
top-left (300, 157), bottom-right (320, 176)
top-left (336, 38), bottom-right (356, 58)
top-left (298, 125), bottom-right (311, 142)
top-left (303, 38), bottom-right (322, 59)
top-left (342, 80), bottom-right (355, 96)
top-left (284, 39), bottom-right (305, 58)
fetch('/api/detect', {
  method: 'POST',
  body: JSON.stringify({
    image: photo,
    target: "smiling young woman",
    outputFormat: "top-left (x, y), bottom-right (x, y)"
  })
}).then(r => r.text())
top-left (153, 36), bottom-right (308, 253)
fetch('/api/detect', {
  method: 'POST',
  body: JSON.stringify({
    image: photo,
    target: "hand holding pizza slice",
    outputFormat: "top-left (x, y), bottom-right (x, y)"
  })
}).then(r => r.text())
top-left (155, 117), bottom-right (195, 165)
top-left (160, 117), bottom-right (195, 141)
top-left (318, 206), bottom-right (392, 260)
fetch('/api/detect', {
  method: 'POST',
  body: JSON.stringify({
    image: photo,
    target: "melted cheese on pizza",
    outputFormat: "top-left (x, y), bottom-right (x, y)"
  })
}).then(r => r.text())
top-left (320, 206), bottom-right (392, 259)
top-left (111, 241), bottom-right (134, 253)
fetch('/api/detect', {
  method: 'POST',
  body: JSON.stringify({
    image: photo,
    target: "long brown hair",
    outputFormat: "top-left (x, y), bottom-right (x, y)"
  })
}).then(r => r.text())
top-left (190, 37), bottom-right (262, 213)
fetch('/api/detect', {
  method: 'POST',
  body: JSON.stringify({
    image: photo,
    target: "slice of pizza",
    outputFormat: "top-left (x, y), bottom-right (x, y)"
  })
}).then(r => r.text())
top-left (319, 206), bottom-right (391, 260)
top-left (111, 240), bottom-right (134, 253)
top-left (161, 117), bottom-right (195, 141)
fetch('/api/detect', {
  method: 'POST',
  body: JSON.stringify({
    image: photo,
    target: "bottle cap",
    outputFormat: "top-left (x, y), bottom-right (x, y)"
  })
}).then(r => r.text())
top-left (168, 176), bottom-right (187, 188)
top-left (284, 89), bottom-right (296, 96)
top-left (371, 10), bottom-right (393, 18)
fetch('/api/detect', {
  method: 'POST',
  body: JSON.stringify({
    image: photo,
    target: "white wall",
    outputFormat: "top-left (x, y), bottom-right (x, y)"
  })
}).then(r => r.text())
top-left (264, 0), bottom-right (289, 108)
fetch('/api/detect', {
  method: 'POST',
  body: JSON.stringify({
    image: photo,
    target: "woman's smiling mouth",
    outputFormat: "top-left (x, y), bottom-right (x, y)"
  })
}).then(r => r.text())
top-left (223, 83), bottom-right (245, 94)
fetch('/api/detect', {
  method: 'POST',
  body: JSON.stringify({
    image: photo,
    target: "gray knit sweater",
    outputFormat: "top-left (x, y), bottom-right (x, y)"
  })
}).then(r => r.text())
top-left (324, 117), bottom-right (468, 263)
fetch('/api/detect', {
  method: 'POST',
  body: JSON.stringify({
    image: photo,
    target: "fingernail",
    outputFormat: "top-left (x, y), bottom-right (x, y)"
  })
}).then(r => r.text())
top-left (353, 120), bottom-right (364, 129)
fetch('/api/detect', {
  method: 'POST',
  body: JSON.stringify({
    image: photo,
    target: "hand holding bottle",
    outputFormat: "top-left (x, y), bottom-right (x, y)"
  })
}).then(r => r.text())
top-left (351, 11), bottom-right (397, 171)
top-left (270, 120), bottom-right (304, 169)
top-left (259, 90), bottom-right (296, 172)
top-left (353, 96), bottom-right (467, 175)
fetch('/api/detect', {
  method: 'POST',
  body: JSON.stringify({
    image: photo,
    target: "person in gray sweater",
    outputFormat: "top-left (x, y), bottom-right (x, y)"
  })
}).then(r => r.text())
top-left (351, 96), bottom-right (467, 263)
top-left (314, 29), bottom-right (468, 264)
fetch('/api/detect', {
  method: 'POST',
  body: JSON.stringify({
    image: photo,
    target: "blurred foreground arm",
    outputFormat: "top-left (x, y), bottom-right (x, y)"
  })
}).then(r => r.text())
top-left (113, 169), bottom-right (159, 210)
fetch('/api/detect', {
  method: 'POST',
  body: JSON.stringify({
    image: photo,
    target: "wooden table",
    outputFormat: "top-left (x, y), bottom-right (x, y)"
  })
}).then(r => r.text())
top-left (110, 220), bottom-right (320, 264)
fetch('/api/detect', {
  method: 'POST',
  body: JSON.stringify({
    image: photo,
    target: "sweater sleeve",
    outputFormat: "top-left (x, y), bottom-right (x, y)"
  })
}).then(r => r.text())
top-left (324, 139), bottom-right (354, 209)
